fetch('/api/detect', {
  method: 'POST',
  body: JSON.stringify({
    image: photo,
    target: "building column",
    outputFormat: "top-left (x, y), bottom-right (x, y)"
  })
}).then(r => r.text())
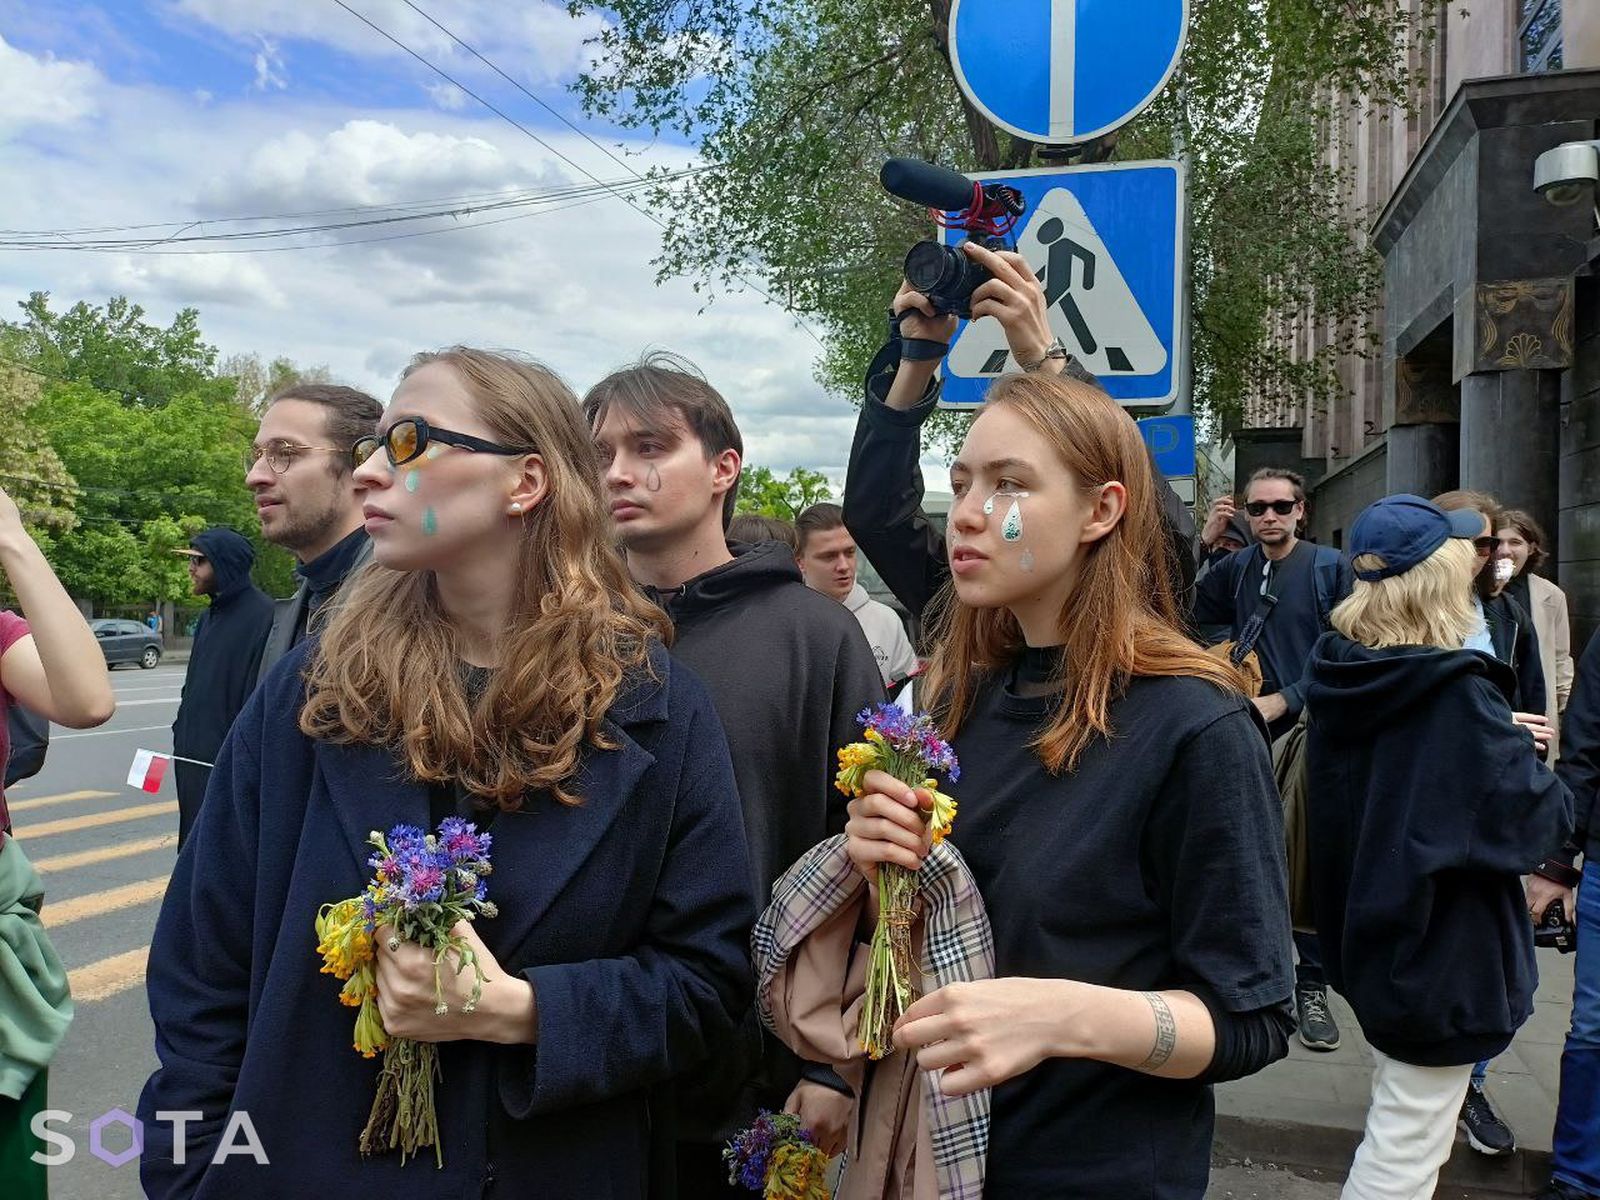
top-left (1385, 422), bottom-right (1459, 499)
top-left (1459, 368), bottom-right (1562, 555)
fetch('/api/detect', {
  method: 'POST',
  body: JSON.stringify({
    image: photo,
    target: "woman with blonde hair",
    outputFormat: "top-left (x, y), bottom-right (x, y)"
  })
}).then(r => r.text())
top-left (137, 347), bottom-right (755, 1198)
top-left (1304, 494), bottom-right (1572, 1200)
top-left (817, 366), bottom-right (1296, 1198)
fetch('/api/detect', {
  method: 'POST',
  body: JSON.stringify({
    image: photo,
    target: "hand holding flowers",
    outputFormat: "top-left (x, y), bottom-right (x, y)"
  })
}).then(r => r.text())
top-left (313, 817), bottom-right (501, 1167)
top-left (373, 918), bottom-right (534, 1046)
top-left (834, 705), bottom-right (959, 1059)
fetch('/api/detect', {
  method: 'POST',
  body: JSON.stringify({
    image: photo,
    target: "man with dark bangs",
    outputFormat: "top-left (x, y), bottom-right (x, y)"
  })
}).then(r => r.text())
top-left (586, 352), bottom-right (885, 1196)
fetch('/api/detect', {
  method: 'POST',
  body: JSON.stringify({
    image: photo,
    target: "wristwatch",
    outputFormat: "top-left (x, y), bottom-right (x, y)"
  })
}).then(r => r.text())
top-left (1019, 336), bottom-right (1070, 372)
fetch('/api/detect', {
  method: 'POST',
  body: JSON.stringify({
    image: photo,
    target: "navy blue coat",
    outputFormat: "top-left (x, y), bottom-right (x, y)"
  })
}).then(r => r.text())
top-left (138, 642), bottom-right (755, 1199)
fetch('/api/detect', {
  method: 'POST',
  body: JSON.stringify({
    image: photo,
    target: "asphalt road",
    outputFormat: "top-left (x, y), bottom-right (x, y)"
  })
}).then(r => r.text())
top-left (10, 660), bottom-right (183, 1200)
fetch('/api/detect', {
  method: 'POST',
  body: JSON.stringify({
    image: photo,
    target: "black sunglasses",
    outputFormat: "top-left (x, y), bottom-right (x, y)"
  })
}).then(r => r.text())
top-left (352, 416), bottom-right (533, 468)
top-left (1473, 536), bottom-right (1502, 555)
top-left (1245, 499), bottom-right (1298, 517)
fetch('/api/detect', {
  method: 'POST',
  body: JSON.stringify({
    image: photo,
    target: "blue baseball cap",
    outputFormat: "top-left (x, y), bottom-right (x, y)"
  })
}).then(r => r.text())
top-left (1349, 494), bottom-right (1485, 582)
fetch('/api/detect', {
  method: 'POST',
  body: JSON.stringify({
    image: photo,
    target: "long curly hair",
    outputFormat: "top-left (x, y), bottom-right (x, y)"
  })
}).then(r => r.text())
top-left (920, 372), bottom-right (1245, 773)
top-left (299, 348), bottom-right (670, 808)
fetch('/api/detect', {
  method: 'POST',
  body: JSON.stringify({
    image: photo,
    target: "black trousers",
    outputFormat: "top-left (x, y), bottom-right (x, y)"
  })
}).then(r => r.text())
top-left (174, 761), bottom-right (211, 849)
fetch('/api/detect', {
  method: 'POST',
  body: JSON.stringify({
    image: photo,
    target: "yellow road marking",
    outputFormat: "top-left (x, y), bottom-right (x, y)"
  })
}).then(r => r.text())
top-left (7, 790), bottom-right (116, 813)
top-left (42, 876), bottom-right (169, 928)
top-left (31, 834), bottom-right (179, 874)
top-left (68, 946), bottom-right (150, 1003)
top-left (13, 801), bottom-right (177, 840)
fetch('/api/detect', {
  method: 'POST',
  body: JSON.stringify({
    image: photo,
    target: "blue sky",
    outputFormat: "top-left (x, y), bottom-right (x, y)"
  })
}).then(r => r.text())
top-left (0, 1), bottom-right (908, 484)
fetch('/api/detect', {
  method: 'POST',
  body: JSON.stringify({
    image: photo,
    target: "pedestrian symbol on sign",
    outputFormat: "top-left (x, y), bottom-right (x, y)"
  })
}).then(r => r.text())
top-left (948, 187), bottom-right (1167, 381)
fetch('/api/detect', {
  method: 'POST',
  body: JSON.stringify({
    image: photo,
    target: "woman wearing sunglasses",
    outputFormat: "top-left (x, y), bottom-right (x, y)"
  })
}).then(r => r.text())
top-left (138, 347), bottom-right (755, 1198)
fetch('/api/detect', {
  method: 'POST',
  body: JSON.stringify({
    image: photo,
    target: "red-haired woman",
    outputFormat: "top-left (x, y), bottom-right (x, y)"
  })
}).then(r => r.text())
top-left (836, 250), bottom-right (1296, 1198)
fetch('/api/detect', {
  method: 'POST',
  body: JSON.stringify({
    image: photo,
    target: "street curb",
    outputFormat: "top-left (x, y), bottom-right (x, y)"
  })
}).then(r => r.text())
top-left (1214, 1115), bottom-right (1553, 1196)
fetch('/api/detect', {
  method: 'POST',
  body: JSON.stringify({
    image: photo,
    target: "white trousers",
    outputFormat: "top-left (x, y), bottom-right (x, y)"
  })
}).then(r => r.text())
top-left (1341, 1048), bottom-right (1473, 1200)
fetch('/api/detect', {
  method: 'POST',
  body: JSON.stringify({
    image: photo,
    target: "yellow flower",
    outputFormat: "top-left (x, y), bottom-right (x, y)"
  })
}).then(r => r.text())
top-left (339, 964), bottom-right (377, 1008)
top-left (353, 994), bottom-right (389, 1058)
top-left (864, 728), bottom-right (885, 745)
top-left (316, 897), bottom-right (374, 981)
top-left (925, 785), bottom-right (958, 845)
top-left (833, 741), bottom-right (880, 798)
top-left (764, 1141), bottom-right (832, 1200)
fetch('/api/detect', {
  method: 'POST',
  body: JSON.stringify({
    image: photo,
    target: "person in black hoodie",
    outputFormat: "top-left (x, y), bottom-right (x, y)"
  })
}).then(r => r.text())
top-left (585, 352), bottom-right (885, 1195)
top-left (169, 527), bottom-right (274, 847)
top-left (1305, 494), bottom-right (1572, 1200)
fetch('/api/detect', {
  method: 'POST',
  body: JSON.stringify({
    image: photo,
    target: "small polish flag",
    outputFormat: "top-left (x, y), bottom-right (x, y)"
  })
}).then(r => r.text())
top-left (127, 749), bottom-right (170, 793)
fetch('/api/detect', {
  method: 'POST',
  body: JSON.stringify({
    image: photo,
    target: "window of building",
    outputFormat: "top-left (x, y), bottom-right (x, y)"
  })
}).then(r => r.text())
top-left (1520, 0), bottom-right (1564, 74)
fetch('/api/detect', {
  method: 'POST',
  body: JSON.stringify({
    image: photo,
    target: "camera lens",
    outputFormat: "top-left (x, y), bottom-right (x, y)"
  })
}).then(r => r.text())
top-left (905, 240), bottom-right (960, 295)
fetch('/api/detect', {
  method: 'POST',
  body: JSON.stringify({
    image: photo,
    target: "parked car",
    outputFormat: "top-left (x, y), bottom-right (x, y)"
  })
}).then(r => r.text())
top-left (92, 618), bottom-right (163, 669)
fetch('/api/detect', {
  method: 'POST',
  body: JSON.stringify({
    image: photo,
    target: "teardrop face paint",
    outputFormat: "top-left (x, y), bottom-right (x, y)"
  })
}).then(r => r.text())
top-left (1002, 500), bottom-right (1023, 542)
top-left (404, 469), bottom-right (421, 493)
top-left (1020, 548), bottom-right (1036, 572)
top-left (421, 507), bottom-right (439, 536)
top-left (982, 494), bottom-right (996, 516)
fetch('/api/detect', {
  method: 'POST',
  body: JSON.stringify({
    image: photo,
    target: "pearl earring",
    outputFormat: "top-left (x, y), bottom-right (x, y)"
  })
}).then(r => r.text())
top-left (509, 502), bottom-right (523, 514)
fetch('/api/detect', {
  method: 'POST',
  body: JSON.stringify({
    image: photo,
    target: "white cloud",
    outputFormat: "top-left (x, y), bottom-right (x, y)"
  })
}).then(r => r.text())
top-left (168, 0), bottom-right (607, 90)
top-left (251, 37), bottom-right (286, 91)
top-left (0, 32), bottom-right (102, 133)
top-left (424, 81), bottom-right (466, 110)
top-left (0, 91), bottom-right (849, 472)
top-left (104, 253), bottom-right (288, 310)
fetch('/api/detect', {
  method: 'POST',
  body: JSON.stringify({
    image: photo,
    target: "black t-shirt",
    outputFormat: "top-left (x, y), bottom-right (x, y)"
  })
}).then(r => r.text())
top-left (948, 652), bottom-right (1293, 1197)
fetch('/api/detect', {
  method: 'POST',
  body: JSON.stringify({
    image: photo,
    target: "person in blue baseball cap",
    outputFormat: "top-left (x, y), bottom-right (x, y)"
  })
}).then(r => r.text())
top-left (1300, 493), bottom-right (1572, 1200)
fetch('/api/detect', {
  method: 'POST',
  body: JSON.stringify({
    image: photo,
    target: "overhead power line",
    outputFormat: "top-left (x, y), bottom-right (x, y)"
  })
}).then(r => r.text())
top-left (0, 172), bottom-right (685, 253)
top-left (328, 0), bottom-right (823, 345)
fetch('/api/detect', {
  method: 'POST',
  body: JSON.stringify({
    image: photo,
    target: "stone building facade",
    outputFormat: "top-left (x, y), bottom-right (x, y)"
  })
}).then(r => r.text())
top-left (1229, 1), bottom-right (1600, 648)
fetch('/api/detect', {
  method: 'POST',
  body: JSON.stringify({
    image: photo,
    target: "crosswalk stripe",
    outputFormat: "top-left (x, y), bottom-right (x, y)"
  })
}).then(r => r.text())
top-left (43, 876), bottom-right (169, 928)
top-left (68, 946), bottom-right (150, 1003)
top-left (7, 790), bottom-right (116, 813)
top-left (13, 801), bottom-right (178, 840)
top-left (31, 834), bottom-right (179, 874)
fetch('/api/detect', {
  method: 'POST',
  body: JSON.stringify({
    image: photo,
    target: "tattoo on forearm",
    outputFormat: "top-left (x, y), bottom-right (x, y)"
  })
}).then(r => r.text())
top-left (1137, 992), bottom-right (1177, 1071)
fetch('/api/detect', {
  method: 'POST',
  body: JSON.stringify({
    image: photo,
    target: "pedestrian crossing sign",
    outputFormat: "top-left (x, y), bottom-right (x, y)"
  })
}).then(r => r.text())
top-left (937, 160), bottom-right (1185, 410)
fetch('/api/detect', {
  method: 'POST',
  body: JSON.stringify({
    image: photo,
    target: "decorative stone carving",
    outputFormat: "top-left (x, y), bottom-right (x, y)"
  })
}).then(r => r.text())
top-left (1456, 278), bottom-right (1575, 377)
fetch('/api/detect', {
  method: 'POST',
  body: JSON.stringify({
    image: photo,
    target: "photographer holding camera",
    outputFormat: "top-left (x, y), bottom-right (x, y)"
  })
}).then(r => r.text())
top-left (843, 239), bottom-right (1196, 623)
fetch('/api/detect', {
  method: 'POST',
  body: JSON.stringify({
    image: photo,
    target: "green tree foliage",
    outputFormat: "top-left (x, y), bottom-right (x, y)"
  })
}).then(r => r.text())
top-left (736, 464), bottom-right (835, 519)
top-left (0, 353), bottom-right (78, 533)
top-left (1, 294), bottom-right (299, 604)
top-left (569, 0), bottom-right (1436, 438)
top-left (11, 292), bottom-right (227, 408)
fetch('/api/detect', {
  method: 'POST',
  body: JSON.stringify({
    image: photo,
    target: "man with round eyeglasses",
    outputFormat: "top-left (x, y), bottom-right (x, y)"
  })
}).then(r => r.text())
top-left (246, 383), bottom-right (382, 682)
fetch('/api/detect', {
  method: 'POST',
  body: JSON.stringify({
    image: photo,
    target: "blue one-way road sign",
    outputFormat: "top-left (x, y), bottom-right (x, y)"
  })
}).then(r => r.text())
top-left (938, 161), bottom-right (1186, 410)
top-left (949, 0), bottom-right (1188, 144)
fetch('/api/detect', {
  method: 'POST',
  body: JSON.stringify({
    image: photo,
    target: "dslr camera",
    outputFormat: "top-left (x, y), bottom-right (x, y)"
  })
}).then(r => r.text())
top-left (880, 158), bottom-right (1025, 319)
top-left (1534, 900), bottom-right (1577, 954)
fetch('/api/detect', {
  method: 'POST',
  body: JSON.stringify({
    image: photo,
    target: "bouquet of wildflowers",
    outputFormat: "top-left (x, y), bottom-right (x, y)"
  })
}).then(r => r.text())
top-left (314, 817), bottom-right (496, 1167)
top-left (835, 704), bottom-right (959, 1059)
top-left (723, 1111), bottom-right (833, 1200)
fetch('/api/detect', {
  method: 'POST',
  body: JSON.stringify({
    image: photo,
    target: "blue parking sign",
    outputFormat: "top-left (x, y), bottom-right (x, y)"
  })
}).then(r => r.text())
top-left (950, 0), bottom-right (1188, 144)
top-left (938, 161), bottom-right (1185, 410)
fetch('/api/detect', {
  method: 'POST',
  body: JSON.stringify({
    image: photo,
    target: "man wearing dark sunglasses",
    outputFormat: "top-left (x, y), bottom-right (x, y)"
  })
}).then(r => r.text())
top-left (249, 384), bottom-right (382, 683)
top-left (1194, 466), bottom-right (1353, 1054)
